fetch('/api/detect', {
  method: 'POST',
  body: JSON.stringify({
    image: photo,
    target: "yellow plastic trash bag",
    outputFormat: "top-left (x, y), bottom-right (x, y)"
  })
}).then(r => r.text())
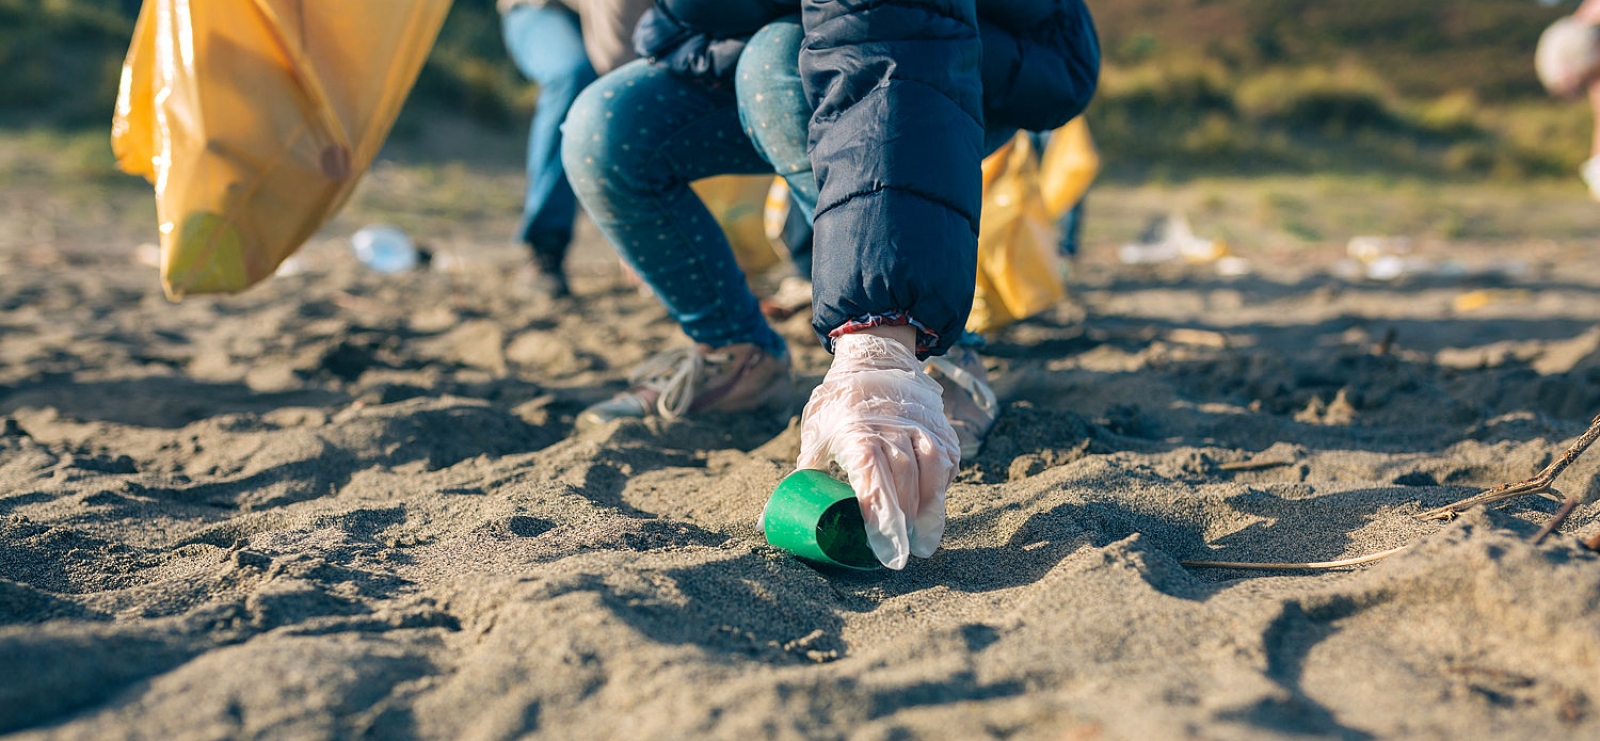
top-left (967, 133), bottom-right (1065, 334)
top-left (112, 0), bottom-right (451, 298)
top-left (1038, 116), bottom-right (1099, 218)
top-left (691, 175), bottom-right (784, 276)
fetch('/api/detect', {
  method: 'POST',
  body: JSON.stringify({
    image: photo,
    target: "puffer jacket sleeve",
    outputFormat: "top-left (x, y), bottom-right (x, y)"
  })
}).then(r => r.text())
top-left (634, 0), bottom-right (794, 81)
top-left (801, 0), bottom-right (986, 357)
top-left (978, 0), bottom-right (1099, 130)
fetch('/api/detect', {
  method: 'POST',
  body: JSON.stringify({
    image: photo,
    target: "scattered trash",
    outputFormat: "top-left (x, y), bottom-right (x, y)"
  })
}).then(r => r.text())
top-left (351, 225), bottom-right (418, 274)
top-left (1364, 255), bottom-right (1437, 281)
top-left (1215, 255), bottom-right (1252, 277)
top-left (1118, 213), bottom-right (1230, 266)
top-left (1334, 236), bottom-right (1480, 281)
top-left (762, 469), bottom-right (880, 570)
top-left (1117, 213), bottom-right (1248, 276)
top-left (1453, 288), bottom-right (1533, 313)
top-left (1346, 235), bottom-right (1412, 262)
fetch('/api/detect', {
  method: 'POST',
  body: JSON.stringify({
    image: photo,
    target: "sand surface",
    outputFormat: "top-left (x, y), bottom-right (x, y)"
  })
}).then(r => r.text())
top-left (3, 163), bottom-right (1600, 739)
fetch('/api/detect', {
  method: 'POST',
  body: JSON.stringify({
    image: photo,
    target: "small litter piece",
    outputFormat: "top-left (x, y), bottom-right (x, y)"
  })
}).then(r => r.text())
top-left (1215, 255), bottom-right (1252, 277)
top-left (1453, 288), bottom-right (1533, 313)
top-left (1346, 235), bottom-right (1412, 262)
top-left (1118, 213), bottom-right (1231, 266)
top-left (762, 469), bottom-right (880, 571)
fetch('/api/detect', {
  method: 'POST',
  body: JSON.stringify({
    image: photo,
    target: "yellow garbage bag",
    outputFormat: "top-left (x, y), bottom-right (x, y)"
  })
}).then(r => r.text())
top-left (1038, 116), bottom-right (1099, 218)
top-left (691, 175), bottom-right (784, 277)
top-left (112, 0), bottom-right (452, 298)
top-left (967, 133), bottom-right (1065, 334)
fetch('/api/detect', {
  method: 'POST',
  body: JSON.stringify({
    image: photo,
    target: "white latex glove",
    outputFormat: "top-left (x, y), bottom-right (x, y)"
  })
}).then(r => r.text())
top-left (796, 333), bottom-right (961, 569)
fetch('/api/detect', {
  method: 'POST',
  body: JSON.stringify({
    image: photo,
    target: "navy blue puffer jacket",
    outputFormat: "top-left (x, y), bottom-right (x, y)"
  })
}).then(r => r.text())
top-left (637, 0), bottom-right (1099, 355)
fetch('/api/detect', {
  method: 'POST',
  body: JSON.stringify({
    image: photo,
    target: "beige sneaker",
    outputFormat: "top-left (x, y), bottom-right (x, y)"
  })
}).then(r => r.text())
top-left (924, 345), bottom-right (998, 460)
top-left (579, 343), bottom-right (794, 426)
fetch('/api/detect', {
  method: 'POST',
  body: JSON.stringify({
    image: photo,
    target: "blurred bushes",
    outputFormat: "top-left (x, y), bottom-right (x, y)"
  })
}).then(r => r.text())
top-left (1088, 61), bottom-right (1589, 180)
top-left (0, 0), bottom-right (136, 126)
top-left (0, 0), bottom-right (1591, 181)
top-left (0, 0), bottom-right (531, 131)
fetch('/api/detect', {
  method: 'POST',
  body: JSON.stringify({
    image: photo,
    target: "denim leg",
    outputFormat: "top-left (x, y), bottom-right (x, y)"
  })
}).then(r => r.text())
top-left (735, 17), bottom-right (816, 281)
top-left (1058, 197), bottom-right (1085, 256)
top-left (563, 60), bottom-right (786, 356)
top-left (737, 17), bottom-right (1018, 283)
top-left (502, 5), bottom-right (596, 256)
top-left (736, 17), bottom-right (816, 224)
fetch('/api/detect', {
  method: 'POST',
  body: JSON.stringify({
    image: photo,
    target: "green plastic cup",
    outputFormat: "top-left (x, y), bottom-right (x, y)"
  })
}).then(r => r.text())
top-left (763, 469), bottom-right (881, 570)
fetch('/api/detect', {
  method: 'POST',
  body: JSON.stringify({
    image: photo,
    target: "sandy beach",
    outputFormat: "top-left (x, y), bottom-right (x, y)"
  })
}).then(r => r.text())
top-left (3, 146), bottom-right (1600, 739)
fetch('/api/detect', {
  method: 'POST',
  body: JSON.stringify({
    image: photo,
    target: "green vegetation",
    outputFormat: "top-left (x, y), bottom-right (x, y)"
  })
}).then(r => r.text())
top-left (1, 0), bottom-right (1592, 181)
top-left (0, 0), bottom-right (524, 129)
top-left (1088, 0), bottom-right (1591, 180)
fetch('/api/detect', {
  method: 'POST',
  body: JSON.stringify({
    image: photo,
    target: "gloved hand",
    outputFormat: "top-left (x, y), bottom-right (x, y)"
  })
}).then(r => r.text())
top-left (796, 332), bottom-right (961, 569)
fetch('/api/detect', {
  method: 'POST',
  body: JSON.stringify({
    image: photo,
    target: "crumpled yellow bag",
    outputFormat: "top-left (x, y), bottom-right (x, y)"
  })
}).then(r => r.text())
top-left (967, 133), bottom-right (1066, 334)
top-left (112, 0), bottom-right (451, 298)
top-left (1038, 116), bottom-right (1099, 218)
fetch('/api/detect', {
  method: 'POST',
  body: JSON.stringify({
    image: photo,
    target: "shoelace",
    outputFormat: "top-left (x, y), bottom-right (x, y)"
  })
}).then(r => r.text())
top-left (924, 355), bottom-right (997, 415)
top-left (627, 345), bottom-right (731, 420)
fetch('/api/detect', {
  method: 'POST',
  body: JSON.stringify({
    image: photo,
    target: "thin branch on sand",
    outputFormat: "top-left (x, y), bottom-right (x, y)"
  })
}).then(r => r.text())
top-left (1181, 545), bottom-right (1410, 571)
top-left (1531, 497), bottom-right (1582, 545)
top-left (1218, 458), bottom-right (1294, 472)
top-left (1419, 410), bottom-right (1600, 522)
top-left (1185, 411), bottom-right (1600, 572)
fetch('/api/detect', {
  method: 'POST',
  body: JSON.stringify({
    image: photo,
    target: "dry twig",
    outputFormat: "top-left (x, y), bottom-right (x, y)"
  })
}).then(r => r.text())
top-left (1182, 545), bottom-right (1411, 571)
top-left (1218, 458), bottom-right (1295, 472)
top-left (1531, 497), bottom-right (1582, 545)
top-left (1419, 410), bottom-right (1600, 522)
top-left (1186, 411), bottom-right (1600, 572)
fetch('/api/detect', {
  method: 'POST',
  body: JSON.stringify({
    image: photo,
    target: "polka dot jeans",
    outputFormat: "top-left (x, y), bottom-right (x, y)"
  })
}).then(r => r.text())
top-left (562, 58), bottom-right (788, 357)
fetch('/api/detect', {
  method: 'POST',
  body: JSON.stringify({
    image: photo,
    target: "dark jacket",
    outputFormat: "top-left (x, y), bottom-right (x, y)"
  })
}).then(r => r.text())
top-left (637, 0), bottom-right (1099, 355)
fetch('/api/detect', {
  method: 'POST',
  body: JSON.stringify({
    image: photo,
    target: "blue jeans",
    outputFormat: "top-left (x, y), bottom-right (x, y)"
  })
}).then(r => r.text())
top-left (564, 22), bottom-right (1017, 355)
top-left (502, 4), bottom-right (597, 258)
top-left (738, 18), bottom-right (1017, 287)
top-left (563, 59), bottom-right (787, 356)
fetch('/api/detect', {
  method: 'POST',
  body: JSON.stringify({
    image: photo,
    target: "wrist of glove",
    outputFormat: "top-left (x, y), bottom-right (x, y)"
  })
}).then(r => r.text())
top-left (795, 333), bottom-right (961, 569)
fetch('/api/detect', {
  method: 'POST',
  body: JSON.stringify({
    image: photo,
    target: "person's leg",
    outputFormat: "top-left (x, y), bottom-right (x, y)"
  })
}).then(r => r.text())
top-left (736, 16), bottom-right (1015, 456)
top-left (564, 60), bottom-right (796, 424)
top-left (564, 60), bottom-right (784, 355)
top-left (502, 5), bottom-right (597, 294)
top-left (734, 21), bottom-right (818, 293)
top-left (1059, 197), bottom-right (1085, 257)
top-left (737, 17), bottom-right (1016, 242)
top-left (736, 18), bottom-right (816, 225)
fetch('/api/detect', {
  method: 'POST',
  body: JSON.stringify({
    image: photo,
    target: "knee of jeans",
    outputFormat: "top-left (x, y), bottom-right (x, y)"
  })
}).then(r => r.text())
top-left (561, 82), bottom-right (632, 198)
top-left (736, 21), bottom-right (802, 105)
top-left (739, 17), bottom-right (803, 75)
top-left (736, 20), bottom-right (807, 161)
